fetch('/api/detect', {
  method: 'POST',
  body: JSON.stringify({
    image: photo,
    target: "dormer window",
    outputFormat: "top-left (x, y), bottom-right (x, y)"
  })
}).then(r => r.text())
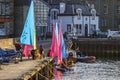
top-left (76, 8), bottom-right (82, 19)
top-left (103, 4), bottom-right (108, 14)
top-left (91, 9), bottom-right (96, 20)
top-left (51, 9), bottom-right (58, 20)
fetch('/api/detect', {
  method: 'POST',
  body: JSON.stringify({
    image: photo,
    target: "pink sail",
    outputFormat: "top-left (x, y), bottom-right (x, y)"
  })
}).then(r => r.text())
top-left (50, 23), bottom-right (57, 57)
top-left (57, 21), bottom-right (63, 65)
top-left (23, 44), bottom-right (33, 57)
top-left (53, 68), bottom-right (63, 80)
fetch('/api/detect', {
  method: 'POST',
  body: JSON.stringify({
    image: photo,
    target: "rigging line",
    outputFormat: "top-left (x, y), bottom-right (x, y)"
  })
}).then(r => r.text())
top-left (38, 73), bottom-right (49, 80)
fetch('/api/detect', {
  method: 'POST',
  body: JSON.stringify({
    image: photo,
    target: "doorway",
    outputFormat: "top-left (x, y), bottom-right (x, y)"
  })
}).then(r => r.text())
top-left (85, 24), bottom-right (88, 37)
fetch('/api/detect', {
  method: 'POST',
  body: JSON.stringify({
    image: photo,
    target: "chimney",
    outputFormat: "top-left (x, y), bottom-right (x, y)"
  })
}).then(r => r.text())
top-left (60, 3), bottom-right (66, 13)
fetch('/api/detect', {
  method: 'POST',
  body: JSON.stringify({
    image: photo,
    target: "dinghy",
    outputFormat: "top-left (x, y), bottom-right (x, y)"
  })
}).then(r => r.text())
top-left (67, 50), bottom-right (96, 63)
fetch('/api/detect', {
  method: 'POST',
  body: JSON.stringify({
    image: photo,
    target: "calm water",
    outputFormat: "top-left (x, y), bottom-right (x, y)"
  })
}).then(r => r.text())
top-left (51, 59), bottom-right (120, 80)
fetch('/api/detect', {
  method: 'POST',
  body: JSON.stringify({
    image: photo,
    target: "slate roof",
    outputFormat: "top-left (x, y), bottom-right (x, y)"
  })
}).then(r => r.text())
top-left (64, 4), bottom-right (73, 14)
top-left (50, 2), bottom-right (99, 16)
top-left (14, 0), bottom-right (31, 6)
top-left (48, 0), bottom-right (86, 5)
top-left (74, 5), bottom-right (92, 16)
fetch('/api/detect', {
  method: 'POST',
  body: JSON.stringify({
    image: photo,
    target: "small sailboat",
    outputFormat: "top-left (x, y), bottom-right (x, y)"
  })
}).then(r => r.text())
top-left (50, 21), bottom-right (74, 72)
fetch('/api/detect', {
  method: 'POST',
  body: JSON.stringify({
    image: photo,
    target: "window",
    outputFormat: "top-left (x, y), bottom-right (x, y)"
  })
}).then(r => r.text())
top-left (67, 24), bottom-right (71, 33)
top-left (103, 4), bottom-right (108, 14)
top-left (0, 23), bottom-right (4, 29)
top-left (53, 11), bottom-right (58, 19)
top-left (102, 19), bottom-right (106, 27)
top-left (76, 8), bottom-right (82, 19)
top-left (76, 24), bottom-right (82, 33)
top-left (117, 6), bottom-right (120, 14)
top-left (51, 10), bottom-right (58, 20)
top-left (90, 24), bottom-right (96, 34)
top-left (91, 9), bottom-right (96, 20)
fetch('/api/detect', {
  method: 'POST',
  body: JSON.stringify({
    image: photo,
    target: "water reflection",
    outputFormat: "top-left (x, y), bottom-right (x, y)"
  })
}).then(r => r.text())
top-left (51, 60), bottom-right (120, 80)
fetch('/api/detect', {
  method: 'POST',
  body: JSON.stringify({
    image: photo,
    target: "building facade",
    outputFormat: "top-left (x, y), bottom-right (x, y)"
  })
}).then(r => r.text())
top-left (34, 0), bottom-right (49, 38)
top-left (0, 0), bottom-right (14, 37)
top-left (1, 0), bottom-right (119, 38)
top-left (14, 0), bottom-right (49, 38)
top-left (88, 0), bottom-right (120, 31)
top-left (49, 1), bottom-right (99, 37)
top-left (49, 0), bottom-right (120, 32)
top-left (14, 0), bottom-right (31, 37)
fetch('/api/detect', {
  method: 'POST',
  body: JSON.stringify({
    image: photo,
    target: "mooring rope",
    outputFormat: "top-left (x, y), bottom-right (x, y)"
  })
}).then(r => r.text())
top-left (38, 72), bottom-right (49, 80)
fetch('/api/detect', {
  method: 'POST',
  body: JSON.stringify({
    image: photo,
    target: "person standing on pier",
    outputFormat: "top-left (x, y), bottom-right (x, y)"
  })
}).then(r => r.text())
top-left (38, 45), bottom-right (45, 59)
top-left (15, 40), bottom-right (23, 61)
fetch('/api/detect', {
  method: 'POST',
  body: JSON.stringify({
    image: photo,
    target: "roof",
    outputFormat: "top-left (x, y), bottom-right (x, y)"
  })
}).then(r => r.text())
top-left (48, 0), bottom-right (87, 5)
top-left (14, 0), bottom-right (31, 6)
top-left (50, 3), bottom-right (99, 16)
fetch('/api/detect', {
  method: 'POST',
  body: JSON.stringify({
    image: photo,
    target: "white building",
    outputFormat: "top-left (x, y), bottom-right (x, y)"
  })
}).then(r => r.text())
top-left (49, 1), bottom-right (99, 37)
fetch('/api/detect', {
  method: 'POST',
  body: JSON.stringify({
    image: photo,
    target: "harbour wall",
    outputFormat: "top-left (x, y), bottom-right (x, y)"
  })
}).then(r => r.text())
top-left (22, 58), bottom-right (54, 80)
top-left (0, 38), bottom-right (15, 49)
top-left (72, 39), bottom-right (120, 59)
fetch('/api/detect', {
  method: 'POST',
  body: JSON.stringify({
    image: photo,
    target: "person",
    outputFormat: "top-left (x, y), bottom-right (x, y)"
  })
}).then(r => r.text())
top-left (14, 40), bottom-right (23, 61)
top-left (15, 41), bottom-right (22, 51)
top-left (64, 32), bottom-right (68, 40)
top-left (47, 49), bottom-right (51, 57)
top-left (38, 45), bottom-right (45, 58)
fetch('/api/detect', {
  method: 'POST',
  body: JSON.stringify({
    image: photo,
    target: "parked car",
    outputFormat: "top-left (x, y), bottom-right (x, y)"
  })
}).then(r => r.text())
top-left (107, 31), bottom-right (120, 39)
top-left (90, 30), bottom-right (107, 38)
top-left (67, 33), bottom-right (78, 39)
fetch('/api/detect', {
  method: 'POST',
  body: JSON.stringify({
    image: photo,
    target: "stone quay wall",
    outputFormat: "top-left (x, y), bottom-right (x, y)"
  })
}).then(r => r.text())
top-left (0, 38), bottom-right (15, 49)
top-left (72, 39), bottom-right (120, 59)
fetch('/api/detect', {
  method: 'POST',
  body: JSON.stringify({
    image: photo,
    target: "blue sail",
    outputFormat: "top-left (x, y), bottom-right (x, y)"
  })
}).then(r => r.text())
top-left (20, 0), bottom-right (35, 46)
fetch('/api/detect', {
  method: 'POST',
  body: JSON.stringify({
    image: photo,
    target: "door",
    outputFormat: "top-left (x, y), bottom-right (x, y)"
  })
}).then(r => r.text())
top-left (85, 24), bottom-right (88, 37)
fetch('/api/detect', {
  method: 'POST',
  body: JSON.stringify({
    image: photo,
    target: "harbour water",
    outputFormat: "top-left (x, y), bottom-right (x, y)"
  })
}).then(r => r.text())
top-left (51, 59), bottom-right (120, 80)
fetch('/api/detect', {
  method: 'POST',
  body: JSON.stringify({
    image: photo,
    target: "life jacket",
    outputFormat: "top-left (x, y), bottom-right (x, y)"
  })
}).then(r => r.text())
top-left (15, 43), bottom-right (21, 50)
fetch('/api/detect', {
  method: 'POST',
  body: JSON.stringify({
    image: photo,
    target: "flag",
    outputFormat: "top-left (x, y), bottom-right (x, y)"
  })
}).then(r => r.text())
top-left (23, 44), bottom-right (33, 57)
top-left (20, 0), bottom-right (36, 49)
top-left (50, 23), bottom-right (57, 57)
top-left (56, 23), bottom-right (59, 41)
top-left (57, 21), bottom-right (63, 64)
top-left (53, 68), bottom-right (63, 80)
top-left (62, 34), bottom-right (67, 59)
top-left (34, 28), bottom-right (37, 49)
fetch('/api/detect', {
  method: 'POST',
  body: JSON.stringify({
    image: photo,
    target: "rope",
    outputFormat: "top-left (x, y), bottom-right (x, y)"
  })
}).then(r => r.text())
top-left (38, 73), bottom-right (49, 80)
top-left (50, 70), bottom-right (55, 77)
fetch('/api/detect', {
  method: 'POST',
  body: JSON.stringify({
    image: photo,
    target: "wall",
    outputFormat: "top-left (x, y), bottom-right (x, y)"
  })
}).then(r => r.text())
top-left (0, 38), bottom-right (15, 49)
top-left (59, 16), bottom-right (73, 33)
top-left (73, 39), bottom-right (120, 59)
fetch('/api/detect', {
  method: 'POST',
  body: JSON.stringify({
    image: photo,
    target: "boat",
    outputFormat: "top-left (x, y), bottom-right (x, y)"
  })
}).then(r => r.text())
top-left (77, 56), bottom-right (96, 63)
top-left (0, 57), bottom-right (9, 63)
top-left (67, 50), bottom-right (96, 63)
top-left (0, 48), bottom-right (20, 63)
top-left (55, 63), bottom-right (74, 72)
